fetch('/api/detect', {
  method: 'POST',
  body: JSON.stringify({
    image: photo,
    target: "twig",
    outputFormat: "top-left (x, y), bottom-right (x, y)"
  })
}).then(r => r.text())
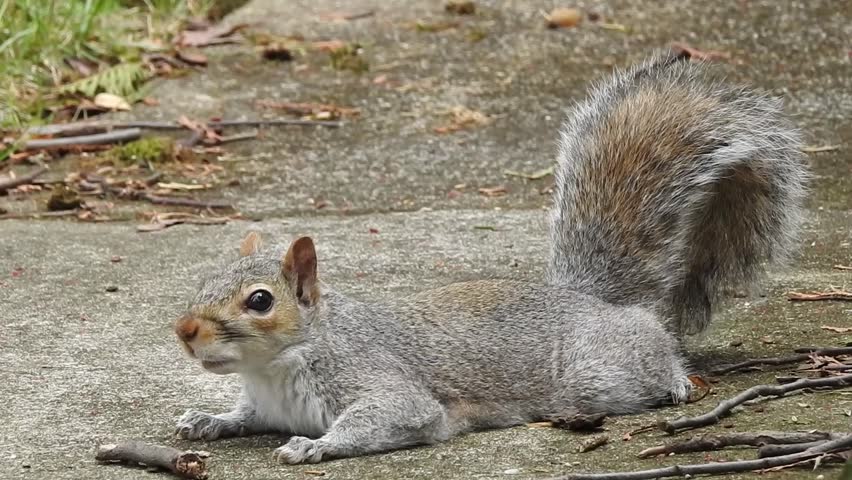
top-left (23, 129), bottom-right (141, 150)
top-left (788, 291), bottom-right (852, 302)
top-left (578, 436), bottom-right (609, 453)
top-left (637, 431), bottom-right (841, 458)
top-left (0, 210), bottom-right (79, 220)
top-left (0, 166), bottom-right (47, 193)
top-left (758, 440), bottom-right (833, 458)
top-left (95, 441), bottom-right (208, 479)
top-left (26, 119), bottom-right (341, 137)
top-left (140, 193), bottom-right (232, 209)
top-left (216, 130), bottom-right (259, 145)
top-left (659, 374), bottom-right (852, 434)
top-left (557, 434), bottom-right (852, 480)
top-left (802, 145), bottom-right (841, 153)
top-left (834, 264), bottom-right (852, 271)
top-left (712, 346), bottom-right (852, 375)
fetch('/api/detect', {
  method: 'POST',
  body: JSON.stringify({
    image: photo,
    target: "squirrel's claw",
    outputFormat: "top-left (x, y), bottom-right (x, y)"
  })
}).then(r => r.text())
top-left (273, 436), bottom-right (325, 464)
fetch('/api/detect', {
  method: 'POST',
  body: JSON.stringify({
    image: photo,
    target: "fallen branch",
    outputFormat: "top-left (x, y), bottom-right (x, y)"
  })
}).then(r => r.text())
top-left (758, 440), bottom-right (833, 458)
top-left (659, 374), bottom-right (852, 434)
top-left (788, 290), bottom-right (852, 302)
top-left (637, 431), bottom-right (840, 458)
top-left (95, 441), bottom-right (209, 479)
top-left (26, 119), bottom-right (341, 137)
top-left (712, 346), bottom-right (852, 375)
top-left (23, 129), bottom-right (141, 150)
top-left (0, 166), bottom-right (47, 193)
top-left (558, 434), bottom-right (852, 480)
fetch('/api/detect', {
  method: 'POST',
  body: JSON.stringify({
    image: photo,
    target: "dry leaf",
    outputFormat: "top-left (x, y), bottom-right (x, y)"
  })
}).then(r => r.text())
top-left (93, 93), bottom-right (131, 111)
top-left (546, 8), bottom-right (583, 29)
top-left (821, 325), bottom-right (852, 333)
top-left (176, 23), bottom-right (247, 47)
top-left (478, 186), bottom-right (507, 197)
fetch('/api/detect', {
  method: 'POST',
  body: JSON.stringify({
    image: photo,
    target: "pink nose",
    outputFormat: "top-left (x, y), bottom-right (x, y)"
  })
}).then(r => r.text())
top-left (175, 316), bottom-right (200, 342)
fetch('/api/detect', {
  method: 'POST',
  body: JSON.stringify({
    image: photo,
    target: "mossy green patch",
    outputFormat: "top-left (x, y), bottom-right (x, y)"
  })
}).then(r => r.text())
top-left (112, 136), bottom-right (175, 165)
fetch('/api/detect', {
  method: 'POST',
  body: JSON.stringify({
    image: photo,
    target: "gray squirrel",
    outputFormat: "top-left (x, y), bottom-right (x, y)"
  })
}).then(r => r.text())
top-left (173, 51), bottom-right (808, 463)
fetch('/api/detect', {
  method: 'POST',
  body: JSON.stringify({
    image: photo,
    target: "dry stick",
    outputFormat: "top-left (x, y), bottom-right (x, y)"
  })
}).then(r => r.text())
top-left (555, 434), bottom-right (852, 480)
top-left (659, 374), bottom-right (852, 434)
top-left (637, 431), bottom-right (840, 459)
top-left (95, 441), bottom-right (208, 480)
top-left (788, 291), bottom-right (852, 301)
top-left (26, 119), bottom-right (342, 137)
top-left (578, 436), bottom-right (609, 453)
top-left (712, 346), bottom-right (852, 375)
top-left (0, 166), bottom-right (47, 193)
top-left (23, 128), bottom-right (141, 150)
top-left (88, 176), bottom-right (233, 209)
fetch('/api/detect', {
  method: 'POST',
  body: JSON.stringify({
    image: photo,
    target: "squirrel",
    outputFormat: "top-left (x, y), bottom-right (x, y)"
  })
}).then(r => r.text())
top-left (172, 50), bottom-right (808, 463)
top-left (175, 234), bottom-right (692, 464)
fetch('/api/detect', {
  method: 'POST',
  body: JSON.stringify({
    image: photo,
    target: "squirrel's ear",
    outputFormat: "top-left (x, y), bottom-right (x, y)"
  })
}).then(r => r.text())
top-left (282, 236), bottom-right (319, 307)
top-left (239, 231), bottom-right (263, 257)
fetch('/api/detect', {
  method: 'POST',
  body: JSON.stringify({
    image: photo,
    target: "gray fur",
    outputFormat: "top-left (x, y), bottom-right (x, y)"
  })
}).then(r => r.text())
top-left (548, 50), bottom-right (809, 335)
top-left (177, 274), bottom-right (691, 463)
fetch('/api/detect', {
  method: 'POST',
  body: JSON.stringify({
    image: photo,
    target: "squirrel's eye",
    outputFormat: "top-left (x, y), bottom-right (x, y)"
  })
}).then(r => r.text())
top-left (246, 290), bottom-right (273, 312)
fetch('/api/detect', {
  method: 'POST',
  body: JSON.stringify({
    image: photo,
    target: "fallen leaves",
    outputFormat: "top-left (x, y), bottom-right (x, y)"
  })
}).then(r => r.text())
top-left (545, 8), bottom-right (583, 29)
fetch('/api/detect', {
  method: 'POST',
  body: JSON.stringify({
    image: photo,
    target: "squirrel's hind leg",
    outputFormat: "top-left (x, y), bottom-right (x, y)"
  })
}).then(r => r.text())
top-left (273, 391), bottom-right (450, 464)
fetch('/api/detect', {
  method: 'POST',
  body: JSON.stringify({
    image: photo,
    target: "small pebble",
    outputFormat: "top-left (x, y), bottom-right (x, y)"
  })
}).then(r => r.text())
top-left (106, 285), bottom-right (119, 292)
top-left (729, 340), bottom-right (743, 347)
top-left (503, 468), bottom-right (520, 475)
top-left (110, 255), bottom-right (122, 263)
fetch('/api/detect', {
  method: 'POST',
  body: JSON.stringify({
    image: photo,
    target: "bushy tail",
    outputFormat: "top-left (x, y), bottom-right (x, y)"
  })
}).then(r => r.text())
top-left (547, 50), bottom-right (809, 335)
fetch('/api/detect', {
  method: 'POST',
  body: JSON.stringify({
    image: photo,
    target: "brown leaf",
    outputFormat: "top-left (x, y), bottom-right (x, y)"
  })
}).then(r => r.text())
top-left (546, 8), bottom-right (583, 29)
top-left (478, 186), bottom-right (507, 197)
top-left (175, 49), bottom-right (209, 66)
top-left (175, 23), bottom-right (247, 48)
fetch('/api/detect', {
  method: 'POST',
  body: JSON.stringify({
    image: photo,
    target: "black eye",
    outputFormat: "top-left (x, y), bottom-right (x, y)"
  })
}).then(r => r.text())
top-left (246, 290), bottom-right (273, 312)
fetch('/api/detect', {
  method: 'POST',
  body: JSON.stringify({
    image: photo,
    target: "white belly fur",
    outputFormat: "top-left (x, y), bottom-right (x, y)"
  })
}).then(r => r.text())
top-left (242, 366), bottom-right (334, 438)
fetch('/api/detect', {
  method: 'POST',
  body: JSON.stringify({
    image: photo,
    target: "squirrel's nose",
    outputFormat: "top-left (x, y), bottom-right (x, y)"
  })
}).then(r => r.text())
top-left (175, 316), bottom-right (200, 342)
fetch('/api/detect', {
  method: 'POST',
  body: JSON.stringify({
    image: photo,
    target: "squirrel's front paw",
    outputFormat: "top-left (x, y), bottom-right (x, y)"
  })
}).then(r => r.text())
top-left (175, 410), bottom-right (235, 440)
top-left (273, 436), bottom-right (325, 464)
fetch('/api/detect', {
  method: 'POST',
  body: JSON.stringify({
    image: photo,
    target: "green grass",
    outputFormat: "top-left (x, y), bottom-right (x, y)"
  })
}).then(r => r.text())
top-left (0, 0), bottom-right (210, 128)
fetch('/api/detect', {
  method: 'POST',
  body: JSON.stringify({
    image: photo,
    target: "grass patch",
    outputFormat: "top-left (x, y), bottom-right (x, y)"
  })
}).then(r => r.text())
top-left (0, 0), bottom-right (213, 129)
